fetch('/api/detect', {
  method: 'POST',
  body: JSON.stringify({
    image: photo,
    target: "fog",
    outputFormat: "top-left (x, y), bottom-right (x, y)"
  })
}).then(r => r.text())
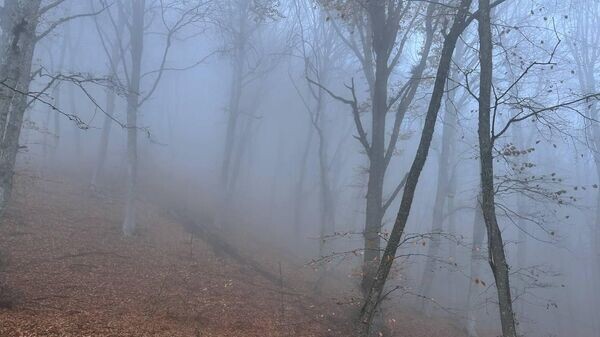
top-left (1, 0), bottom-right (599, 336)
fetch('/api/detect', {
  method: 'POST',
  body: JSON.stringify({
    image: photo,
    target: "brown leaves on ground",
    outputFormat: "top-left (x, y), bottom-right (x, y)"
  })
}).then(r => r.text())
top-left (0, 172), bottom-right (352, 337)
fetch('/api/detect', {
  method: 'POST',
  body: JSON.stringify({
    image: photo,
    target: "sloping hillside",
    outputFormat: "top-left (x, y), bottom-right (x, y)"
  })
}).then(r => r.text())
top-left (0, 171), bottom-right (353, 336)
top-left (0, 170), bottom-right (472, 337)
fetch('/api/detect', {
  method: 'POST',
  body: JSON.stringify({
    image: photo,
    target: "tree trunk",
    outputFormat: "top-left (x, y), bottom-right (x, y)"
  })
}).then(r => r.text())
top-left (220, 0), bottom-right (249, 204)
top-left (91, 87), bottom-right (116, 190)
top-left (0, 0), bottom-right (42, 216)
top-left (293, 124), bottom-right (313, 237)
top-left (69, 84), bottom-right (81, 161)
top-left (360, 0), bottom-right (389, 295)
top-left (51, 82), bottom-right (63, 159)
top-left (477, 0), bottom-right (518, 335)
top-left (592, 155), bottom-right (600, 331)
top-left (358, 2), bottom-right (473, 334)
top-left (122, 0), bottom-right (144, 236)
top-left (91, 12), bottom-right (124, 190)
top-left (465, 196), bottom-right (485, 337)
top-left (221, 51), bottom-right (243, 194)
top-left (419, 86), bottom-right (457, 313)
top-left (511, 122), bottom-right (529, 317)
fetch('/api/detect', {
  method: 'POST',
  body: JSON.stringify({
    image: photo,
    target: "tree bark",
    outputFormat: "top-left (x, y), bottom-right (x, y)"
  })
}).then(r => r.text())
top-left (358, 1), bottom-right (473, 334)
top-left (477, 0), bottom-right (518, 335)
top-left (360, 0), bottom-right (390, 295)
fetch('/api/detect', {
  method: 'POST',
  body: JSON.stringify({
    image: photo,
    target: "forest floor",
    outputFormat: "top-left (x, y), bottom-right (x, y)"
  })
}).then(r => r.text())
top-left (0, 169), bottom-right (469, 337)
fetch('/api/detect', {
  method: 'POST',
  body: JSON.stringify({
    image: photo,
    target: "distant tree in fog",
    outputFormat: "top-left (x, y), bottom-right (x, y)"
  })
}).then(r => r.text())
top-left (214, 0), bottom-right (285, 227)
top-left (291, 0), bottom-right (347, 271)
top-left (564, 1), bottom-right (600, 327)
top-left (114, 0), bottom-right (212, 235)
top-left (418, 39), bottom-right (471, 315)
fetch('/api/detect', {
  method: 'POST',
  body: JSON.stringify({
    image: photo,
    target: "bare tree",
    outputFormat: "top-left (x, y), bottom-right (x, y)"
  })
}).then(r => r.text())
top-left (565, 0), bottom-right (600, 326)
top-left (477, 1), bottom-right (517, 334)
top-left (292, 0), bottom-right (347, 265)
top-left (315, 0), bottom-right (438, 296)
top-left (216, 0), bottom-right (283, 227)
top-left (418, 40), bottom-right (470, 314)
top-left (358, 1), bottom-right (476, 334)
top-left (89, 3), bottom-right (126, 191)
top-left (112, 0), bottom-right (211, 235)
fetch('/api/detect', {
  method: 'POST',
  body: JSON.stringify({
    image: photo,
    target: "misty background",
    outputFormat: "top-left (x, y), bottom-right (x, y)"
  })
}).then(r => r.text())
top-left (2, 0), bottom-right (600, 336)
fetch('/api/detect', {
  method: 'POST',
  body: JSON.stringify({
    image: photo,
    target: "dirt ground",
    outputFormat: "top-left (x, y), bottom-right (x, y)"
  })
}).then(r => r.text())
top-left (0, 171), bottom-right (469, 337)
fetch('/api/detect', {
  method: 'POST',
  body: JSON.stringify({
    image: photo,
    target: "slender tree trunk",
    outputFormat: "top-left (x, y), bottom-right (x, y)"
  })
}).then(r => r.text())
top-left (511, 122), bottom-right (529, 318)
top-left (477, 1), bottom-right (517, 335)
top-left (53, 92), bottom-right (61, 154)
top-left (220, 0), bottom-right (249, 209)
top-left (293, 124), bottom-right (313, 236)
top-left (592, 155), bottom-right (600, 330)
top-left (310, 90), bottom-right (334, 257)
top-left (419, 89), bottom-right (457, 313)
top-left (445, 169), bottom-right (458, 305)
top-left (42, 105), bottom-right (51, 163)
top-left (583, 72), bottom-right (600, 332)
top-left (69, 85), bottom-right (81, 161)
top-left (466, 195), bottom-right (485, 337)
top-left (91, 87), bottom-right (116, 190)
top-left (358, 2), bottom-right (472, 334)
top-left (361, 6), bottom-right (389, 294)
top-left (51, 83), bottom-right (63, 160)
top-left (227, 114), bottom-right (255, 203)
top-left (91, 12), bottom-right (124, 190)
top-left (443, 87), bottom-right (463, 308)
top-left (221, 53), bottom-right (242, 193)
top-left (122, 0), bottom-right (144, 236)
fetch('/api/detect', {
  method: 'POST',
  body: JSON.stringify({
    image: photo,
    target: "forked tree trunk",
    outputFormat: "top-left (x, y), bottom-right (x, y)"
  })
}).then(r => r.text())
top-left (359, 3), bottom-right (438, 297)
top-left (359, 0), bottom-right (392, 296)
top-left (358, 2), bottom-right (473, 334)
top-left (476, 0), bottom-right (518, 335)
